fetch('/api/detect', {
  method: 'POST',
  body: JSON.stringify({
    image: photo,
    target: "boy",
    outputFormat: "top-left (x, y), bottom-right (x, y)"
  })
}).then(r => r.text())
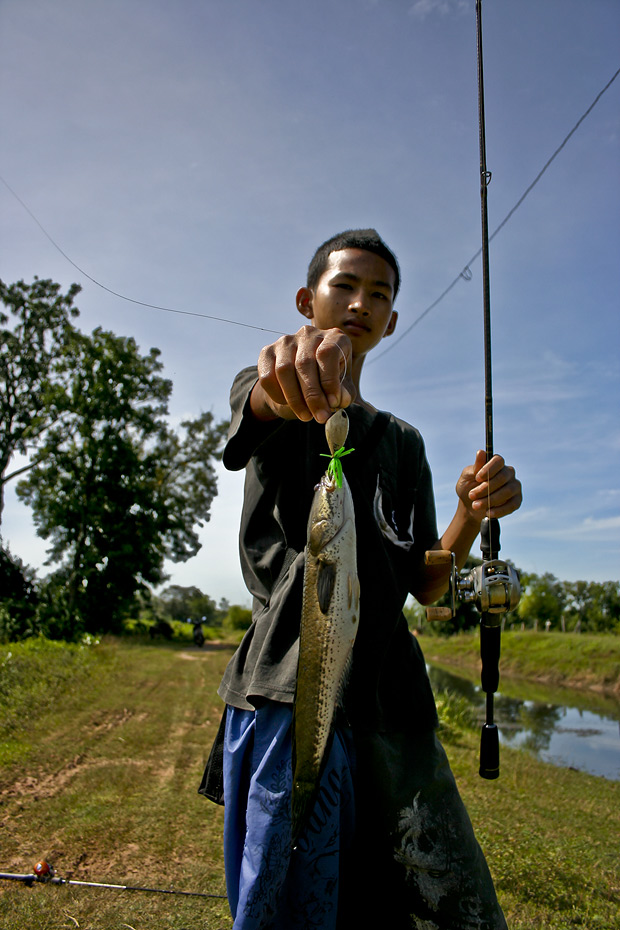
top-left (203, 229), bottom-right (522, 929)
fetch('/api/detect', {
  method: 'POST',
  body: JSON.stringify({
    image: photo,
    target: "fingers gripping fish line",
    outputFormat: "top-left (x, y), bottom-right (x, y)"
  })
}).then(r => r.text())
top-left (292, 409), bottom-right (360, 846)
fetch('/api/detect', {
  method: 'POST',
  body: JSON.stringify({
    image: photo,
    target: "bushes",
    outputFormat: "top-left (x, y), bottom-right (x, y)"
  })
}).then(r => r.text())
top-left (222, 604), bottom-right (252, 634)
top-left (0, 546), bottom-right (40, 642)
top-left (0, 637), bottom-right (101, 739)
top-left (435, 689), bottom-right (478, 742)
top-left (0, 544), bottom-right (253, 645)
top-left (0, 550), bottom-right (89, 643)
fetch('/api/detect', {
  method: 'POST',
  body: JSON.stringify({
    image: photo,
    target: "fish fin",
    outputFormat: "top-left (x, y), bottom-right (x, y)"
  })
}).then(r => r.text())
top-left (347, 572), bottom-right (360, 610)
top-left (316, 561), bottom-right (336, 614)
top-left (308, 518), bottom-right (330, 556)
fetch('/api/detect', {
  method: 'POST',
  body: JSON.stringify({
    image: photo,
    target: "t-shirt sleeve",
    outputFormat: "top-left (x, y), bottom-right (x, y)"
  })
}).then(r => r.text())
top-left (413, 438), bottom-right (439, 555)
top-left (222, 367), bottom-right (284, 471)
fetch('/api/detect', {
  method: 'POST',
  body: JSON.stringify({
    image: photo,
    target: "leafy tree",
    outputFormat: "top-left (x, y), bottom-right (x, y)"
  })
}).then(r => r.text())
top-left (587, 581), bottom-right (620, 633)
top-left (157, 584), bottom-right (219, 625)
top-left (0, 278), bottom-right (80, 521)
top-left (564, 580), bottom-right (620, 633)
top-left (564, 580), bottom-right (592, 632)
top-left (517, 572), bottom-right (566, 630)
top-left (406, 567), bottom-right (619, 636)
top-left (0, 545), bottom-right (39, 641)
top-left (223, 603), bottom-right (252, 633)
top-left (16, 326), bottom-right (228, 636)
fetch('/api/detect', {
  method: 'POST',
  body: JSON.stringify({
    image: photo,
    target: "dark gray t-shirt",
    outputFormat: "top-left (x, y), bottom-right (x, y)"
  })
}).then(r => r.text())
top-left (218, 367), bottom-right (440, 733)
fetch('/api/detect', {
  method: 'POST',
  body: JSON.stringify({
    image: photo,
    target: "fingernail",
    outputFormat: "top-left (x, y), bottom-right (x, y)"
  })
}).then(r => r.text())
top-left (327, 394), bottom-right (339, 408)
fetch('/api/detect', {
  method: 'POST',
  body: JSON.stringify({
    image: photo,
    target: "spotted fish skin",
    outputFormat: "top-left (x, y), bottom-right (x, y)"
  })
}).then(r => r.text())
top-left (291, 410), bottom-right (360, 844)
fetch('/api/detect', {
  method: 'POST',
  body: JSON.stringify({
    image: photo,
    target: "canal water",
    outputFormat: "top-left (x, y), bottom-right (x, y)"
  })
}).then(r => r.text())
top-left (427, 663), bottom-right (620, 782)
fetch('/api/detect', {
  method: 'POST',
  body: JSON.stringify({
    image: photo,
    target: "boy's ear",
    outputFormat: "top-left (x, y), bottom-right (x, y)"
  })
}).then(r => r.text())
top-left (296, 286), bottom-right (314, 321)
top-left (383, 310), bottom-right (398, 338)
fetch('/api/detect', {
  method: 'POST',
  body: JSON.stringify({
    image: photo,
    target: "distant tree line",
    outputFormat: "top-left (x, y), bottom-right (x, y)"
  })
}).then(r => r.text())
top-left (148, 584), bottom-right (252, 636)
top-left (0, 277), bottom-right (230, 641)
top-left (515, 572), bottom-right (620, 633)
top-left (405, 561), bottom-right (620, 635)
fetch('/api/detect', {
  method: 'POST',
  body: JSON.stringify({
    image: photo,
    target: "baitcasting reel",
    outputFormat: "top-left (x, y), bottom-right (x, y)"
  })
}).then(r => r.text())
top-left (424, 517), bottom-right (521, 780)
top-left (425, 551), bottom-right (520, 625)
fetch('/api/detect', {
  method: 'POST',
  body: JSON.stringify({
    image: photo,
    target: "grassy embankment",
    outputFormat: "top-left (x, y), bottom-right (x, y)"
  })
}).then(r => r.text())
top-left (1, 635), bottom-right (619, 930)
top-left (421, 629), bottom-right (620, 697)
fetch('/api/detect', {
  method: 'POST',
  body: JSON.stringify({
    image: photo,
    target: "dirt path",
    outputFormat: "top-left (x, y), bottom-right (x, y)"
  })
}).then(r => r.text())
top-left (0, 642), bottom-right (233, 930)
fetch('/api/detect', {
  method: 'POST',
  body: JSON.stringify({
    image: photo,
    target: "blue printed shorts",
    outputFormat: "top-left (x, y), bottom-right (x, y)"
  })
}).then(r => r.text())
top-left (221, 701), bottom-right (507, 930)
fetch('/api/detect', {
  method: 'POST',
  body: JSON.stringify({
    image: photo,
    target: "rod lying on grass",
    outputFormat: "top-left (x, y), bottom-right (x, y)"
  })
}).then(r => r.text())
top-left (0, 860), bottom-right (227, 899)
top-left (291, 409), bottom-right (359, 845)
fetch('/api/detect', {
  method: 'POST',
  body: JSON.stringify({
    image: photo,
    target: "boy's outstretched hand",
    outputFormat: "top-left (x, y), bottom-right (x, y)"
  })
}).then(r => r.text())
top-left (251, 326), bottom-right (355, 423)
top-left (456, 450), bottom-right (522, 522)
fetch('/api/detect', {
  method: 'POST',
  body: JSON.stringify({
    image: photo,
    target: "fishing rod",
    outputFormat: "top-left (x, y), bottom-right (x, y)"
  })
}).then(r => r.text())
top-left (472, 0), bottom-right (521, 779)
top-left (425, 0), bottom-right (520, 779)
top-left (0, 859), bottom-right (227, 900)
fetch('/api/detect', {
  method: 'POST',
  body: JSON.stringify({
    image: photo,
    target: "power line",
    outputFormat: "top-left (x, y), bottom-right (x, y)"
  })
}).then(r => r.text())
top-left (1, 66), bottom-right (618, 348)
top-left (369, 65), bottom-right (620, 364)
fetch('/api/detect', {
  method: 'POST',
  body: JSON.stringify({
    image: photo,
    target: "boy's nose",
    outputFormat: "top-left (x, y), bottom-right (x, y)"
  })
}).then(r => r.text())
top-left (349, 297), bottom-right (370, 316)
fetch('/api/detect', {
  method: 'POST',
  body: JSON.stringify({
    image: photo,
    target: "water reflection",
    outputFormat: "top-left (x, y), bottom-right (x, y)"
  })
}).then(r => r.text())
top-left (428, 663), bottom-right (620, 781)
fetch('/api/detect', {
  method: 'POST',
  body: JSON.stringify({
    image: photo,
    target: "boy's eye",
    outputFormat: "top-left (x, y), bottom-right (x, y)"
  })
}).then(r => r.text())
top-left (373, 292), bottom-right (388, 300)
top-left (334, 282), bottom-right (352, 290)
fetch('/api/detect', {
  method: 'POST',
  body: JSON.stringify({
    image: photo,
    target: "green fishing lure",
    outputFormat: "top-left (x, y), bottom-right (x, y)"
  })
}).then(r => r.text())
top-left (320, 445), bottom-right (354, 489)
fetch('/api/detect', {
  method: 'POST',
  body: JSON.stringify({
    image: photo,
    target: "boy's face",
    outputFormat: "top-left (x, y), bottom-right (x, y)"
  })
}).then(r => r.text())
top-left (297, 248), bottom-right (398, 358)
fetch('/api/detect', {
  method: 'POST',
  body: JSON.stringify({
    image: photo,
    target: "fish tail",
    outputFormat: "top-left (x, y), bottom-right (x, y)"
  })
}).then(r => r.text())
top-left (291, 778), bottom-right (315, 847)
top-left (290, 727), bottom-right (337, 846)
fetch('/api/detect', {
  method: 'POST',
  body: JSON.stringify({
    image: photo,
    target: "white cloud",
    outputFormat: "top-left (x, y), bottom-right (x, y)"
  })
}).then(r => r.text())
top-left (409, 0), bottom-right (467, 21)
top-left (511, 510), bottom-right (620, 542)
top-left (576, 515), bottom-right (620, 537)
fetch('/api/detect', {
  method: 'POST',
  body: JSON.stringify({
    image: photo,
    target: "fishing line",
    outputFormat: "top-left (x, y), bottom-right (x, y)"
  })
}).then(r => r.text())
top-left (335, 342), bottom-right (348, 385)
top-left (1, 66), bottom-right (617, 345)
top-left (370, 64), bottom-right (620, 365)
top-left (0, 174), bottom-right (284, 337)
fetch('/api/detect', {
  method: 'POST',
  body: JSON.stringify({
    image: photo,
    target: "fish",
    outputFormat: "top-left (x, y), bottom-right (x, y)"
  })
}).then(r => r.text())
top-left (291, 409), bottom-right (360, 844)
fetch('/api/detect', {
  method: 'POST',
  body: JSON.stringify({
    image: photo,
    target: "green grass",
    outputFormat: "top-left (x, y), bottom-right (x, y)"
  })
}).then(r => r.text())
top-left (434, 688), bottom-right (477, 741)
top-left (0, 637), bottom-right (231, 929)
top-left (0, 638), bottom-right (104, 760)
top-left (1, 637), bottom-right (619, 929)
top-left (422, 630), bottom-right (620, 697)
top-left (447, 734), bottom-right (620, 929)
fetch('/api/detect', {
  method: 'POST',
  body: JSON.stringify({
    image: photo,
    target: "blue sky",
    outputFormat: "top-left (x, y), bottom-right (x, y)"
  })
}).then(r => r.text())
top-left (1, 0), bottom-right (618, 606)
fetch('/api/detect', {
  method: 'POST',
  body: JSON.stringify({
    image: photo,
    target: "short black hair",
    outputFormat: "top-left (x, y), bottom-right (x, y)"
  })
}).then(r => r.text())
top-left (306, 228), bottom-right (401, 299)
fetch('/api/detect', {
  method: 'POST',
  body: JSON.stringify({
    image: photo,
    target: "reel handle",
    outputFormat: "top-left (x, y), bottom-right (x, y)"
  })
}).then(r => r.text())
top-left (426, 607), bottom-right (453, 621)
top-left (424, 549), bottom-right (453, 565)
top-left (424, 550), bottom-right (456, 621)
